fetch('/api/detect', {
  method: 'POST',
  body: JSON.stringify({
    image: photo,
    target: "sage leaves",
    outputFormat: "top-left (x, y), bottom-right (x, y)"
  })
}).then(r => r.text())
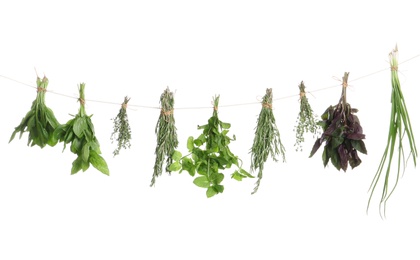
top-left (309, 72), bottom-right (367, 171)
top-left (250, 88), bottom-right (286, 194)
top-left (52, 83), bottom-right (110, 175)
top-left (111, 96), bottom-right (132, 156)
top-left (170, 95), bottom-right (253, 198)
top-left (150, 87), bottom-right (179, 186)
top-left (9, 76), bottom-right (60, 148)
top-left (367, 46), bottom-right (418, 217)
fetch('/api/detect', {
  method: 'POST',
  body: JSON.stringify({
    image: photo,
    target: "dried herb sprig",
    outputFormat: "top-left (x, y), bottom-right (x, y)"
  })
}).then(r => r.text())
top-left (9, 75), bottom-right (60, 148)
top-left (367, 46), bottom-right (417, 217)
top-left (250, 88), bottom-right (286, 194)
top-left (52, 83), bottom-right (110, 175)
top-left (309, 72), bottom-right (367, 171)
top-left (293, 81), bottom-right (320, 151)
top-left (150, 87), bottom-right (179, 186)
top-left (169, 95), bottom-right (254, 198)
top-left (110, 96), bottom-right (132, 157)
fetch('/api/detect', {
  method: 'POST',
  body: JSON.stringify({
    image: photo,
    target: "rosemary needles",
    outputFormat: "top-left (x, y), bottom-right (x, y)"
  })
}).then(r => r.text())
top-left (250, 88), bottom-right (286, 194)
top-left (150, 87), bottom-right (179, 186)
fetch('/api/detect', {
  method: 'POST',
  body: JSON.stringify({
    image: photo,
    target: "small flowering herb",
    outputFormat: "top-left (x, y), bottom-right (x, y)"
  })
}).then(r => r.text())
top-left (110, 96), bottom-right (132, 157)
top-left (52, 83), bottom-right (110, 175)
top-left (150, 87), bottom-right (179, 186)
top-left (9, 75), bottom-right (60, 148)
top-left (169, 95), bottom-right (253, 198)
top-left (309, 72), bottom-right (367, 171)
top-left (293, 81), bottom-right (320, 151)
top-left (250, 88), bottom-right (286, 194)
top-left (367, 46), bottom-right (418, 217)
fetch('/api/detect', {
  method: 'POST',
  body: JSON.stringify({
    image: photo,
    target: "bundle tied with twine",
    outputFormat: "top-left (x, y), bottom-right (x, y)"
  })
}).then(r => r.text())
top-left (111, 96), bottom-right (132, 157)
top-left (250, 88), bottom-right (286, 194)
top-left (150, 87), bottom-right (179, 187)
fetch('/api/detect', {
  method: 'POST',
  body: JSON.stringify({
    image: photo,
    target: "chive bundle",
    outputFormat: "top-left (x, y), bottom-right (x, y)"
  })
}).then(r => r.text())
top-left (367, 46), bottom-right (418, 217)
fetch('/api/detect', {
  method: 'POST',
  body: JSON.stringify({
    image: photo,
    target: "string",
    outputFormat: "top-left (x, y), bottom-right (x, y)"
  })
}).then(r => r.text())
top-left (1, 53), bottom-right (419, 110)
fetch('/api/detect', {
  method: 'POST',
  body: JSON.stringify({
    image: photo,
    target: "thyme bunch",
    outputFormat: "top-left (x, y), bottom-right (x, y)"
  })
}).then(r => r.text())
top-left (150, 87), bottom-right (179, 186)
top-left (293, 81), bottom-right (320, 151)
top-left (250, 88), bottom-right (286, 194)
top-left (111, 96), bottom-right (132, 157)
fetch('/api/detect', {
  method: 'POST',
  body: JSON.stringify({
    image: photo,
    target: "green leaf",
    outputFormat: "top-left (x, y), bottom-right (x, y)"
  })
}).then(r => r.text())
top-left (82, 142), bottom-right (90, 162)
top-left (220, 122), bottom-right (231, 129)
top-left (172, 150), bottom-right (182, 161)
top-left (89, 150), bottom-right (110, 175)
top-left (206, 187), bottom-right (218, 198)
top-left (181, 157), bottom-right (196, 176)
top-left (169, 162), bottom-right (182, 172)
top-left (240, 168), bottom-right (254, 178)
top-left (231, 171), bottom-right (243, 181)
top-left (73, 116), bottom-right (87, 138)
top-left (193, 176), bottom-right (210, 188)
top-left (187, 136), bottom-right (194, 151)
top-left (71, 156), bottom-right (83, 174)
top-left (351, 140), bottom-right (367, 154)
top-left (213, 184), bottom-right (224, 193)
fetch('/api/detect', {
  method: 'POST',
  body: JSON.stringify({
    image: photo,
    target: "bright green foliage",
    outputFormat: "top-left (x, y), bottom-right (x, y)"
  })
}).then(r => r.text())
top-left (9, 76), bottom-right (60, 148)
top-left (111, 96), bottom-right (132, 156)
top-left (293, 81), bottom-right (320, 151)
top-left (367, 46), bottom-right (418, 218)
top-left (170, 95), bottom-right (253, 198)
top-left (250, 88), bottom-right (286, 194)
top-left (150, 87), bottom-right (179, 186)
top-left (52, 83), bottom-right (109, 175)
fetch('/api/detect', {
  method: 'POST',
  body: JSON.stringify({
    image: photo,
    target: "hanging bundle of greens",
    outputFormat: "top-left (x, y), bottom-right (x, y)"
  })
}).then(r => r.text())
top-left (9, 75), bottom-right (60, 148)
top-left (367, 46), bottom-right (417, 217)
top-left (110, 96), bottom-right (132, 157)
top-left (293, 81), bottom-right (320, 151)
top-left (51, 83), bottom-right (109, 175)
top-left (169, 95), bottom-right (253, 198)
top-left (249, 88), bottom-right (286, 194)
top-left (150, 87), bottom-right (179, 186)
top-left (309, 72), bottom-right (367, 171)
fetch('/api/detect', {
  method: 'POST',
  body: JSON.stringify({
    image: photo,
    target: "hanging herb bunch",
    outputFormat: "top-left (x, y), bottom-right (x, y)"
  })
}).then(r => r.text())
top-left (9, 75), bottom-right (60, 148)
top-left (309, 72), bottom-right (367, 171)
top-left (367, 46), bottom-right (417, 217)
top-left (51, 83), bottom-right (110, 175)
top-left (110, 96), bottom-right (132, 157)
top-left (293, 81), bottom-right (321, 151)
top-left (150, 87), bottom-right (179, 186)
top-left (169, 95), bottom-right (254, 198)
top-left (249, 88), bottom-right (286, 194)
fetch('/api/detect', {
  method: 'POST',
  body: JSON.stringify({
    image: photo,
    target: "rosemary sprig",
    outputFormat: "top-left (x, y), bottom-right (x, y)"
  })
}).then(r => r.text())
top-left (110, 96), bottom-right (132, 157)
top-left (293, 81), bottom-right (320, 151)
top-left (150, 87), bottom-right (179, 186)
top-left (250, 88), bottom-right (286, 194)
top-left (367, 46), bottom-right (418, 218)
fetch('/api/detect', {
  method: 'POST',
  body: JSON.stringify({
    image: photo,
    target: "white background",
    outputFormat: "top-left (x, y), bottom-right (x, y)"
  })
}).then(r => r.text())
top-left (1, 1), bottom-right (420, 259)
